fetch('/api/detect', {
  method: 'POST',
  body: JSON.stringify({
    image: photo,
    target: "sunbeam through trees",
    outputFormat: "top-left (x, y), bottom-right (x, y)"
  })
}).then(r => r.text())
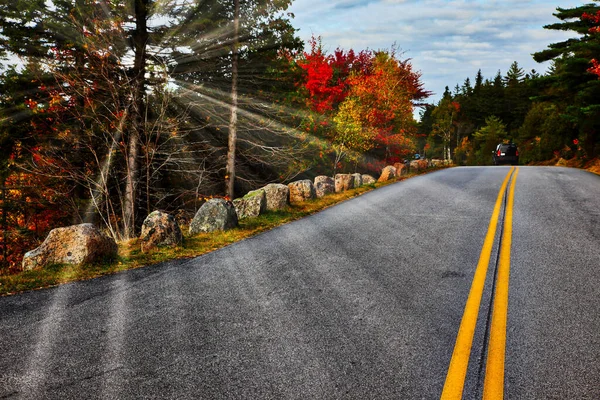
top-left (0, 0), bottom-right (304, 269)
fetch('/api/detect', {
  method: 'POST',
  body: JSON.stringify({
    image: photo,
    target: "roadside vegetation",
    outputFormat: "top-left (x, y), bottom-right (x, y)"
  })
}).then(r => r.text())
top-left (0, 168), bottom-right (444, 295)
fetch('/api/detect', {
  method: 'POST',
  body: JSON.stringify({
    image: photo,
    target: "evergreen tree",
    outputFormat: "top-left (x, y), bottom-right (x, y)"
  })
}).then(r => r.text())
top-left (519, 102), bottom-right (570, 163)
top-left (170, 0), bottom-right (302, 197)
top-left (461, 77), bottom-right (473, 96)
top-left (473, 116), bottom-right (507, 165)
top-left (533, 3), bottom-right (600, 157)
top-left (493, 70), bottom-right (504, 88)
top-left (442, 86), bottom-right (452, 99)
top-left (474, 69), bottom-right (483, 93)
top-left (505, 61), bottom-right (525, 86)
top-left (504, 61), bottom-right (531, 135)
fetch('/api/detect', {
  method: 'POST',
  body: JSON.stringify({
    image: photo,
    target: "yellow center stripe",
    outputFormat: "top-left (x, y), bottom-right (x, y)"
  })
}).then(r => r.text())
top-left (441, 167), bottom-right (515, 400)
top-left (483, 167), bottom-right (519, 399)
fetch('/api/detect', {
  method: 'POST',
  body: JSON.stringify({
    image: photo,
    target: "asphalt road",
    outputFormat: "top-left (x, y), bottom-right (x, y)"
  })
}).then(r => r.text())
top-left (0, 166), bottom-right (598, 399)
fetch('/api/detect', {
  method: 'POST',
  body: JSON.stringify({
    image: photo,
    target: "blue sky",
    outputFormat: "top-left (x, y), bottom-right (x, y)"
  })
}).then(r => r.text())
top-left (287, 0), bottom-right (586, 109)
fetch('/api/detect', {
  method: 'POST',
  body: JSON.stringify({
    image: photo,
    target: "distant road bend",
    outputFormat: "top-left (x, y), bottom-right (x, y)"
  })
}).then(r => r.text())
top-left (0, 166), bottom-right (599, 399)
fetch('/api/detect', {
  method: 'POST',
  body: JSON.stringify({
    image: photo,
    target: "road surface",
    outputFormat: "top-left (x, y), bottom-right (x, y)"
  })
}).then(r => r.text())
top-left (0, 166), bottom-right (598, 399)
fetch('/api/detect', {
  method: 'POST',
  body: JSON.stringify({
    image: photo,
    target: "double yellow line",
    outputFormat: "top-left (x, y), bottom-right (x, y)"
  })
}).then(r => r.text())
top-left (441, 167), bottom-right (519, 400)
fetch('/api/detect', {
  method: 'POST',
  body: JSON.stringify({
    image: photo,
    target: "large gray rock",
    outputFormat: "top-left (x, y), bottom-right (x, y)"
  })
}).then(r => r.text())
top-left (314, 176), bottom-right (335, 198)
top-left (288, 180), bottom-right (317, 203)
top-left (189, 198), bottom-right (238, 234)
top-left (140, 210), bottom-right (183, 253)
top-left (351, 173), bottom-right (363, 188)
top-left (334, 174), bottom-right (355, 192)
top-left (22, 223), bottom-right (117, 271)
top-left (362, 174), bottom-right (376, 185)
top-left (262, 183), bottom-right (290, 211)
top-left (378, 165), bottom-right (397, 182)
top-left (233, 189), bottom-right (267, 219)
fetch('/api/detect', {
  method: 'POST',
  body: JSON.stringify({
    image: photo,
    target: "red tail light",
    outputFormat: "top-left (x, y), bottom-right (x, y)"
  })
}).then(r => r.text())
top-left (497, 150), bottom-right (501, 156)
top-left (516, 149), bottom-right (519, 156)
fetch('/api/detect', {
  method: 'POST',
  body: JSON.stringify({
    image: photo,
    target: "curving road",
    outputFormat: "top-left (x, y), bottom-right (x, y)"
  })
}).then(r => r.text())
top-left (0, 166), bottom-right (599, 399)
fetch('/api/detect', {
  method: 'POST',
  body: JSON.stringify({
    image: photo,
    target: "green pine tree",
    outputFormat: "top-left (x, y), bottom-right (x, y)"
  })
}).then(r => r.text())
top-left (533, 3), bottom-right (600, 157)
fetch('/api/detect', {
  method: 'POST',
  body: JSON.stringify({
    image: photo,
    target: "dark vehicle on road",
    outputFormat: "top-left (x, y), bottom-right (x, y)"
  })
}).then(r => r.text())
top-left (493, 143), bottom-right (519, 165)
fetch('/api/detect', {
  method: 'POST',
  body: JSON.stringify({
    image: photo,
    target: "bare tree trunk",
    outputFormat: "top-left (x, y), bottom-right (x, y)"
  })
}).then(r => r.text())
top-left (124, 0), bottom-right (149, 239)
top-left (124, 133), bottom-right (139, 239)
top-left (226, 0), bottom-right (240, 199)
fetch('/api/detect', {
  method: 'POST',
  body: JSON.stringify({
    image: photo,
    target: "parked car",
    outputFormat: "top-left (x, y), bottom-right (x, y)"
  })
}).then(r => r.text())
top-left (492, 143), bottom-right (519, 165)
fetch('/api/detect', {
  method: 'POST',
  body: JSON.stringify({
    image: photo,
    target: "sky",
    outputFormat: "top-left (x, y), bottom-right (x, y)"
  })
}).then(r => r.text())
top-left (287, 0), bottom-right (587, 111)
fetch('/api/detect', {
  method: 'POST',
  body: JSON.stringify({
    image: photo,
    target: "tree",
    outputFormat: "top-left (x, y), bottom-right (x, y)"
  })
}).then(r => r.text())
top-left (533, 3), bottom-right (600, 157)
top-left (518, 102), bottom-right (570, 163)
top-left (583, 9), bottom-right (600, 77)
top-left (474, 69), bottom-right (483, 93)
top-left (417, 104), bottom-right (435, 156)
top-left (473, 116), bottom-right (507, 165)
top-left (226, 0), bottom-right (241, 200)
top-left (295, 42), bottom-right (428, 172)
top-left (461, 77), bottom-right (473, 96)
top-left (342, 51), bottom-right (429, 163)
top-left (432, 96), bottom-right (460, 162)
top-left (0, 0), bottom-right (157, 239)
top-left (296, 36), bottom-right (356, 114)
top-left (503, 61), bottom-right (532, 135)
top-left (0, 62), bottom-right (75, 271)
top-left (331, 98), bottom-right (376, 174)
top-left (505, 61), bottom-right (525, 86)
top-left (0, 0), bottom-right (302, 242)
top-left (172, 0), bottom-right (303, 197)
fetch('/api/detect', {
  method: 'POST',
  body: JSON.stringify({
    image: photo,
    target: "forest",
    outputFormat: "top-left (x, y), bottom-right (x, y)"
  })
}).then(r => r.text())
top-left (1, 1), bottom-right (599, 273)
top-left (421, 5), bottom-right (600, 165)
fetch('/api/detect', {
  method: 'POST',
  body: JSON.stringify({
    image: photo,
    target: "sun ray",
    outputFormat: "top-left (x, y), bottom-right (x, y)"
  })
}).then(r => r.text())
top-left (100, 275), bottom-right (131, 398)
top-left (19, 284), bottom-right (72, 397)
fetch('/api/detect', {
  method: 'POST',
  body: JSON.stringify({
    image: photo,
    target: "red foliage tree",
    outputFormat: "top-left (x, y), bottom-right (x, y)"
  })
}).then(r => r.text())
top-left (295, 39), bottom-right (431, 169)
top-left (297, 37), bottom-right (345, 113)
top-left (582, 10), bottom-right (600, 78)
top-left (297, 36), bottom-right (372, 113)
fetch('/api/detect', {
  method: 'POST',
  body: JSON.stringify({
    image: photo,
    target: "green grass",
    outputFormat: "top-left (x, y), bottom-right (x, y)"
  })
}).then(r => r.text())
top-left (0, 168), bottom-right (446, 296)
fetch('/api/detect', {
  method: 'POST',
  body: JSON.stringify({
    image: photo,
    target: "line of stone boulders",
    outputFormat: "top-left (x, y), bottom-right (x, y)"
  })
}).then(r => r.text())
top-left (21, 162), bottom-right (434, 271)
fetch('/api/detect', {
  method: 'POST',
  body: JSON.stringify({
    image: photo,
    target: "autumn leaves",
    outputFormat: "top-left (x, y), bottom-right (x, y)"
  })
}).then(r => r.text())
top-left (296, 37), bottom-right (430, 171)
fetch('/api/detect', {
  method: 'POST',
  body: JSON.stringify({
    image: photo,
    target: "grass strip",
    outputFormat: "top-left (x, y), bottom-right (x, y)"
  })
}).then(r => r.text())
top-left (0, 169), bottom-right (445, 296)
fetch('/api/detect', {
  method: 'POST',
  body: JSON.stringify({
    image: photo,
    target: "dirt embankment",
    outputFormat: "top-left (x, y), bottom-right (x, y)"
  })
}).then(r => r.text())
top-left (534, 157), bottom-right (600, 176)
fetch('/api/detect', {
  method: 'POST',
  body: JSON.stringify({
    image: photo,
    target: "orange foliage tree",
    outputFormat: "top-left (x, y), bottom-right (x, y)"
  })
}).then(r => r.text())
top-left (338, 51), bottom-right (430, 165)
top-left (296, 42), bottom-right (430, 173)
